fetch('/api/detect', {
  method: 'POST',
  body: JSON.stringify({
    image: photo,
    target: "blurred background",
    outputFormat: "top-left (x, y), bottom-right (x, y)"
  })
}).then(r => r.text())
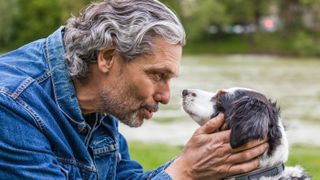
top-left (2, 0), bottom-right (320, 55)
top-left (1, 0), bottom-right (319, 177)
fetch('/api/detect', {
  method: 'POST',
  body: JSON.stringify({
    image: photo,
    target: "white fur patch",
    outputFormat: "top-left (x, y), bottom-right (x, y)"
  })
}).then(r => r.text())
top-left (182, 89), bottom-right (216, 125)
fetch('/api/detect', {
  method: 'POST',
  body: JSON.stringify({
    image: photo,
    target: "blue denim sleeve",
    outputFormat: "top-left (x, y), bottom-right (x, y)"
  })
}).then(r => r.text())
top-left (116, 133), bottom-right (173, 180)
top-left (0, 96), bottom-right (65, 179)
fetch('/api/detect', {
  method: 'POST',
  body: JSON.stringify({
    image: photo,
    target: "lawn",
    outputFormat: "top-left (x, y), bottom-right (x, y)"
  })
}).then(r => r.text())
top-left (129, 142), bottom-right (320, 179)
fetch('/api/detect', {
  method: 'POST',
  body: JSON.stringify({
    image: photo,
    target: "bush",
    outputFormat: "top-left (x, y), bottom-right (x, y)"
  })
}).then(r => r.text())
top-left (292, 31), bottom-right (320, 56)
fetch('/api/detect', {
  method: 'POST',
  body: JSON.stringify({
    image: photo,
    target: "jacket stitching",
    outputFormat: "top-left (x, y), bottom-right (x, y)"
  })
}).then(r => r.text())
top-left (56, 157), bottom-right (97, 172)
top-left (11, 77), bottom-right (35, 99)
top-left (92, 144), bottom-right (117, 155)
top-left (45, 36), bottom-right (86, 128)
top-left (2, 92), bottom-right (96, 174)
top-left (36, 71), bottom-right (52, 84)
top-left (15, 98), bottom-right (47, 133)
top-left (0, 87), bottom-right (10, 95)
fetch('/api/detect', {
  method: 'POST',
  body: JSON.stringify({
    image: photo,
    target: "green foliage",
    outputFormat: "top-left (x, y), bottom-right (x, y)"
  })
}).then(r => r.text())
top-left (0, 0), bottom-right (19, 46)
top-left (224, 0), bottom-right (272, 24)
top-left (183, 35), bottom-right (251, 54)
top-left (183, 32), bottom-right (320, 56)
top-left (160, 0), bottom-right (183, 20)
top-left (58, 0), bottom-right (92, 21)
top-left (130, 142), bottom-right (320, 178)
top-left (184, 0), bottom-right (229, 41)
top-left (0, 0), bottom-right (89, 50)
top-left (2, 0), bottom-right (320, 56)
top-left (292, 31), bottom-right (320, 56)
top-left (5, 0), bottom-right (63, 48)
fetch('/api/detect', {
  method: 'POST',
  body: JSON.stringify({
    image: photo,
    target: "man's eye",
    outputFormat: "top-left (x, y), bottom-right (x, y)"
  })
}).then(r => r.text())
top-left (153, 73), bottom-right (165, 81)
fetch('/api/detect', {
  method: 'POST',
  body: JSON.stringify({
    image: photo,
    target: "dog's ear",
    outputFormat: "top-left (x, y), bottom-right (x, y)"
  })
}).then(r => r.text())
top-left (227, 96), bottom-right (269, 148)
top-left (266, 100), bottom-right (282, 154)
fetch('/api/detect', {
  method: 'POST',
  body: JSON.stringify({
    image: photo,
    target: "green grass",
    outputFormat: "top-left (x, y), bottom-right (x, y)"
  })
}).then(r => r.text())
top-left (129, 142), bottom-right (320, 178)
top-left (129, 142), bottom-right (182, 170)
top-left (287, 145), bottom-right (320, 179)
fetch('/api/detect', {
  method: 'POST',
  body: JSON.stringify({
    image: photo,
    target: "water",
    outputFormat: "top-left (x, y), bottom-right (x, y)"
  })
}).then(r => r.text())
top-left (119, 55), bottom-right (320, 146)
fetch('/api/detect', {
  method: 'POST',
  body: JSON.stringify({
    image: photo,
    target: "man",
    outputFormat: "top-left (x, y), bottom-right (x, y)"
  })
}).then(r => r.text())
top-left (0, 0), bottom-right (267, 179)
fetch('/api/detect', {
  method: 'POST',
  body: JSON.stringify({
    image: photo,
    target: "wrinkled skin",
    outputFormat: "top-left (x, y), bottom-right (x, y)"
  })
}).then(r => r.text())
top-left (166, 113), bottom-right (268, 180)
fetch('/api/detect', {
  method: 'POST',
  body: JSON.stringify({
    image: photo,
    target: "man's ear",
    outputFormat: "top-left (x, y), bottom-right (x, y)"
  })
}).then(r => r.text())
top-left (227, 96), bottom-right (269, 148)
top-left (97, 49), bottom-right (115, 73)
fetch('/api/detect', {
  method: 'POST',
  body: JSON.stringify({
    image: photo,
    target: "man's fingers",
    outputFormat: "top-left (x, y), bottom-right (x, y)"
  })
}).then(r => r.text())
top-left (197, 113), bottom-right (224, 134)
top-left (232, 139), bottom-right (268, 153)
top-left (225, 142), bottom-right (268, 164)
top-left (219, 130), bottom-right (231, 143)
top-left (208, 130), bottom-right (231, 144)
top-left (227, 158), bottom-right (260, 176)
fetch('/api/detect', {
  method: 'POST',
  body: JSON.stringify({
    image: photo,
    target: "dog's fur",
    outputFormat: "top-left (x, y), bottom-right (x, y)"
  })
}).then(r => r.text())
top-left (182, 87), bottom-right (310, 180)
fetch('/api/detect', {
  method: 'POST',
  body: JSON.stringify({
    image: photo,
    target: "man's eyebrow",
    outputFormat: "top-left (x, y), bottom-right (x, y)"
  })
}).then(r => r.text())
top-left (145, 67), bottom-right (179, 77)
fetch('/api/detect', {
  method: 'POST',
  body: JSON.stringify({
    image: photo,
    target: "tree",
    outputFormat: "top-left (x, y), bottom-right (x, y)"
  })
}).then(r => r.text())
top-left (224, 0), bottom-right (273, 31)
top-left (160, 0), bottom-right (183, 19)
top-left (297, 0), bottom-right (320, 36)
top-left (0, 0), bottom-right (19, 48)
top-left (183, 0), bottom-right (230, 41)
top-left (12, 0), bottom-right (63, 46)
top-left (58, 0), bottom-right (92, 22)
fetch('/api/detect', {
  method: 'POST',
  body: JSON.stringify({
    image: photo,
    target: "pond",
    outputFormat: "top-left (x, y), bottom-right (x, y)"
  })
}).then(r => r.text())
top-left (120, 55), bottom-right (320, 146)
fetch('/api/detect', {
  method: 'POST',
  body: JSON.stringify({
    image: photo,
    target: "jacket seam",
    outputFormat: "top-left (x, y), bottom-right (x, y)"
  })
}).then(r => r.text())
top-left (0, 91), bottom-right (47, 138)
top-left (11, 77), bottom-right (35, 99)
top-left (56, 157), bottom-right (97, 172)
top-left (36, 71), bottom-right (52, 84)
top-left (44, 36), bottom-right (86, 128)
top-left (15, 97), bottom-right (47, 134)
top-left (0, 87), bottom-right (10, 95)
top-left (1, 92), bottom-right (96, 174)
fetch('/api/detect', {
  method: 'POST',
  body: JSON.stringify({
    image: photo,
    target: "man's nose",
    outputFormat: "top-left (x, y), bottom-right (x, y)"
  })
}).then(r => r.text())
top-left (155, 90), bottom-right (170, 104)
top-left (162, 90), bottom-right (170, 104)
top-left (155, 84), bottom-right (171, 104)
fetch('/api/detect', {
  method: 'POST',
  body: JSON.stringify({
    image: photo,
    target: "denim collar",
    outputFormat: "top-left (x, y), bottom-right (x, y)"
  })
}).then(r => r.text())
top-left (45, 27), bottom-right (86, 130)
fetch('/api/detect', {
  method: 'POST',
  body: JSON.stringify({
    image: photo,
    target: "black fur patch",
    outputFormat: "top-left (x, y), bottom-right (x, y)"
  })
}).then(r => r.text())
top-left (216, 90), bottom-right (282, 155)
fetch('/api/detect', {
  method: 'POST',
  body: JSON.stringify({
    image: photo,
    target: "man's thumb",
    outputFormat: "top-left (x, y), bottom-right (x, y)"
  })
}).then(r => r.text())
top-left (198, 113), bottom-right (224, 134)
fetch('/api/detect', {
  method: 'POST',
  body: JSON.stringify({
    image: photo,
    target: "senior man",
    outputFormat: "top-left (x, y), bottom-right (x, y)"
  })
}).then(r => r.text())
top-left (0, 0), bottom-right (267, 179)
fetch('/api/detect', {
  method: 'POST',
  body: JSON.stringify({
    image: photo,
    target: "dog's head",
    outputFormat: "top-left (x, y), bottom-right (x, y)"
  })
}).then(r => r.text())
top-left (182, 87), bottom-right (282, 154)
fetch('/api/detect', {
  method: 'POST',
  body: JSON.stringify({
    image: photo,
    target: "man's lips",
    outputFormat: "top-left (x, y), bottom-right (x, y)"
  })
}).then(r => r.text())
top-left (138, 103), bottom-right (158, 120)
top-left (143, 108), bottom-right (154, 119)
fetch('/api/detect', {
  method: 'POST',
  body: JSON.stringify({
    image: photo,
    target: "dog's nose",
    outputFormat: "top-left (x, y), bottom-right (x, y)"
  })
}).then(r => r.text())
top-left (182, 89), bottom-right (189, 97)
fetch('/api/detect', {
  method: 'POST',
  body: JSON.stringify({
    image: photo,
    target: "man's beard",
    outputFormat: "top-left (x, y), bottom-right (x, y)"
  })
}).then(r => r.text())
top-left (97, 88), bottom-right (158, 128)
top-left (98, 93), bottom-right (142, 127)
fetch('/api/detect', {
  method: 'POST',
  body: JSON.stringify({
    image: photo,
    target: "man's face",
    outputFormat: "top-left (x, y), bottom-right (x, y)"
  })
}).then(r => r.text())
top-left (98, 38), bottom-right (182, 127)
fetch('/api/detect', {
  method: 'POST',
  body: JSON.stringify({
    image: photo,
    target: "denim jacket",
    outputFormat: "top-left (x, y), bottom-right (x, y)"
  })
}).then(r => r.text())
top-left (0, 27), bottom-right (173, 180)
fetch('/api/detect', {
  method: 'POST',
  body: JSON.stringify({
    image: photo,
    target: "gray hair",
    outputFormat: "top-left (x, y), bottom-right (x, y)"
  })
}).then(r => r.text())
top-left (64, 0), bottom-right (186, 79)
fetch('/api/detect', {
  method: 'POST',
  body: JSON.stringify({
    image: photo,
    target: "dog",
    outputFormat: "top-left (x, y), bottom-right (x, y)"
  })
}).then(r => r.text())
top-left (182, 87), bottom-right (310, 180)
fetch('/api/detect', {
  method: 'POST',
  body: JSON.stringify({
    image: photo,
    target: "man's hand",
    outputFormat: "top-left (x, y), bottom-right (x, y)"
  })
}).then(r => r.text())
top-left (165, 113), bottom-right (268, 180)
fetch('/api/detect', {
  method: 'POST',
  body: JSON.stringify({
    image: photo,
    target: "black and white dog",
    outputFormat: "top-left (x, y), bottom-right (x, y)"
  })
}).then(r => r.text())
top-left (182, 87), bottom-right (310, 180)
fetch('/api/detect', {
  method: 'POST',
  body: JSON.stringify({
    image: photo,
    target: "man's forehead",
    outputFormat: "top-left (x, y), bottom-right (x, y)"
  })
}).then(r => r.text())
top-left (128, 37), bottom-right (182, 76)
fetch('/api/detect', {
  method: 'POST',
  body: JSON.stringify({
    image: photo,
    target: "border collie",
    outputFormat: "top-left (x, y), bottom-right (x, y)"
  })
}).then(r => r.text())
top-left (182, 87), bottom-right (310, 180)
